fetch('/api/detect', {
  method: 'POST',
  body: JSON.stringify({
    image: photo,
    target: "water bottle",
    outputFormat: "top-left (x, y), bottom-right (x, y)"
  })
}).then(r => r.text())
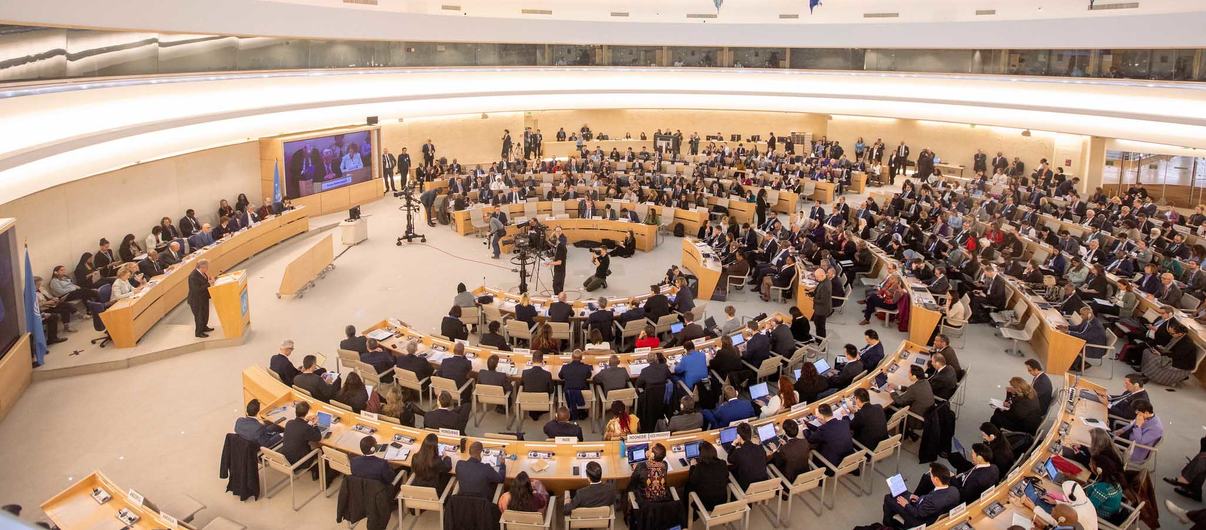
top-left (619, 438), bottom-right (627, 463)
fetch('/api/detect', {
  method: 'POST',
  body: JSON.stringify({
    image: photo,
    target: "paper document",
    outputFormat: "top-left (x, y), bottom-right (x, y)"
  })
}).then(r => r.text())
top-left (989, 398), bottom-right (1006, 410)
top-left (366, 329), bottom-right (393, 341)
top-left (1011, 513), bottom-right (1033, 529)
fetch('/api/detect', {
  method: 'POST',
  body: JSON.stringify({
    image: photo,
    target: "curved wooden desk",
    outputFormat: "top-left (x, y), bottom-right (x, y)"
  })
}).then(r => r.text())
top-left (450, 198), bottom-right (706, 240)
top-left (42, 471), bottom-right (179, 529)
top-left (474, 284), bottom-right (677, 318)
top-left (681, 238), bottom-right (723, 300)
top-left (242, 340), bottom-right (919, 493)
top-left (100, 207), bottom-right (309, 348)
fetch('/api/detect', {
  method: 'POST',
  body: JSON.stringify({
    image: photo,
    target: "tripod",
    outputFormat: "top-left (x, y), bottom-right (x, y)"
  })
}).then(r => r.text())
top-left (396, 184), bottom-right (426, 245)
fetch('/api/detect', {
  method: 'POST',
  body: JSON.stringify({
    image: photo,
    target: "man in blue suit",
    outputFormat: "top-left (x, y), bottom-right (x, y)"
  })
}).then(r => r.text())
top-left (880, 463), bottom-right (961, 528)
top-left (804, 403), bottom-right (855, 467)
top-left (742, 322), bottom-right (773, 366)
top-left (860, 330), bottom-right (885, 369)
top-left (455, 442), bottom-right (506, 499)
top-left (672, 348), bottom-right (708, 391)
top-left (703, 385), bottom-right (755, 429)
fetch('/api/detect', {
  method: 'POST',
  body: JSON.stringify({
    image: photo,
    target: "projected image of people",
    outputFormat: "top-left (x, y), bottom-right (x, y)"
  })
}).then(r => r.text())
top-left (284, 131), bottom-right (373, 198)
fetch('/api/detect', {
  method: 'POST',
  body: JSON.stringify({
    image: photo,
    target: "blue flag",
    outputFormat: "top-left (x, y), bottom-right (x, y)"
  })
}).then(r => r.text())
top-left (23, 246), bottom-right (46, 365)
top-left (272, 159), bottom-right (283, 203)
top-left (809, 0), bottom-right (821, 13)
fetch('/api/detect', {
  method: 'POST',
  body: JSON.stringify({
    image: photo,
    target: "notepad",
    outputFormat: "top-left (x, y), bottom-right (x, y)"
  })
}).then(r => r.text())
top-left (366, 329), bottom-right (393, 341)
top-left (1011, 513), bottom-right (1034, 530)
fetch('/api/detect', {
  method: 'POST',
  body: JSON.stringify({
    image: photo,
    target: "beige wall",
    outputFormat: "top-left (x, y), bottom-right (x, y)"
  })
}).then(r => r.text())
top-left (825, 116), bottom-right (1090, 177)
top-left (529, 109), bottom-right (827, 143)
top-left (379, 112), bottom-right (525, 168)
top-left (0, 142), bottom-right (260, 275)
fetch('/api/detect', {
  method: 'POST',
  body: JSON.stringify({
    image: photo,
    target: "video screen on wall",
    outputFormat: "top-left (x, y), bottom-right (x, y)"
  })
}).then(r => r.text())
top-left (0, 227), bottom-right (22, 358)
top-left (283, 130), bottom-right (373, 199)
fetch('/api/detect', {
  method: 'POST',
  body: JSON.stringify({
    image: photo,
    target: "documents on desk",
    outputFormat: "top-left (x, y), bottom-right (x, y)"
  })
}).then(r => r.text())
top-left (366, 328), bottom-right (394, 341)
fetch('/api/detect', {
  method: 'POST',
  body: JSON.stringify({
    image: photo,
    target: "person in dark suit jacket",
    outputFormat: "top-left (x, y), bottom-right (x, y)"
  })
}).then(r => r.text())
top-left (543, 406), bottom-right (584, 441)
top-left (829, 345), bottom-right (865, 389)
top-left (929, 335), bottom-right (961, 376)
top-left (770, 317), bottom-right (795, 357)
top-left (861, 330), bottom-right (886, 369)
top-left (890, 365), bottom-right (935, 417)
top-left (559, 351), bottom-right (593, 419)
top-left (804, 403), bottom-right (855, 466)
top-left (1025, 359), bottom-right (1054, 412)
top-left (294, 355), bottom-right (338, 401)
top-left (742, 323), bottom-right (773, 366)
top-left (436, 342), bottom-right (473, 390)
top-left (394, 340), bottom-right (433, 391)
top-left (179, 209), bottom-right (202, 237)
top-left (350, 436), bottom-right (396, 486)
top-left (188, 259), bottom-right (213, 337)
top-left (990, 377), bottom-right (1042, 434)
top-left (270, 340), bottom-right (302, 386)
top-left (423, 391), bottom-right (471, 432)
top-left (1105, 373), bottom-right (1149, 420)
top-left (159, 242), bottom-right (183, 267)
top-left (521, 352), bottom-right (554, 419)
top-left (138, 250), bottom-right (165, 278)
top-left (281, 401), bottom-right (321, 466)
top-left (704, 386), bottom-right (757, 429)
top-left (234, 399), bottom-right (283, 447)
top-left (547, 292), bottom-right (574, 323)
top-left (478, 321), bottom-right (511, 351)
top-left (587, 298), bottom-right (615, 342)
top-left (441, 306), bottom-right (468, 341)
top-left (880, 463), bottom-right (961, 528)
top-left (770, 420), bottom-right (812, 482)
top-left (563, 462), bottom-right (616, 514)
top-left (673, 312), bottom-right (707, 347)
top-left (594, 355), bottom-right (630, 394)
top-left (477, 354), bottom-right (512, 396)
top-left (674, 278), bottom-right (696, 315)
top-left (360, 339), bottom-right (395, 382)
top-left (951, 445), bottom-right (999, 503)
top-left (644, 285), bottom-right (672, 322)
top-left (455, 442), bottom-right (506, 499)
top-left (849, 388), bottom-right (889, 450)
top-left (927, 354), bottom-right (959, 400)
top-left (340, 325), bottom-right (368, 354)
top-left (727, 423), bottom-right (770, 489)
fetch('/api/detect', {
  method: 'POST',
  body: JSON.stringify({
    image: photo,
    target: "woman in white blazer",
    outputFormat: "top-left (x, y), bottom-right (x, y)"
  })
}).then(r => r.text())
top-left (944, 291), bottom-right (971, 328)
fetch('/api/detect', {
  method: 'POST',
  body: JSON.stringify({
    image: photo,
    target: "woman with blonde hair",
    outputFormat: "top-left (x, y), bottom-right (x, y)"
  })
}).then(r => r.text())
top-left (990, 376), bottom-right (1042, 434)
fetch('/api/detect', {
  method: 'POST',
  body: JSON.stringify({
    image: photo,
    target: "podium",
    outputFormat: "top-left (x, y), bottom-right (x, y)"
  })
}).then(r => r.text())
top-left (208, 270), bottom-right (250, 339)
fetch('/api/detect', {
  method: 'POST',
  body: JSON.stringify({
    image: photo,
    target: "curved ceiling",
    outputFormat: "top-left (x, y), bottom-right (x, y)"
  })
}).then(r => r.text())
top-left (2, 67), bottom-right (1206, 205)
top-left (2, 0), bottom-right (1206, 48)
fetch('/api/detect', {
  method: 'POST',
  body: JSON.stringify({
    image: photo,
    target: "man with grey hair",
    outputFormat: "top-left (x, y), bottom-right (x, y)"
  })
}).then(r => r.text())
top-left (188, 259), bottom-right (214, 338)
top-left (393, 339), bottom-right (433, 391)
top-left (269, 339), bottom-right (300, 385)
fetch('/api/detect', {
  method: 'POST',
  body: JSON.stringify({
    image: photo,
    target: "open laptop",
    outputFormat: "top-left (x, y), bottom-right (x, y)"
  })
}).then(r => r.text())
top-left (749, 382), bottom-right (770, 402)
top-left (756, 423), bottom-right (780, 450)
top-left (813, 358), bottom-right (837, 378)
top-left (730, 333), bottom-right (746, 350)
top-left (873, 373), bottom-right (889, 390)
top-left (718, 426), bottom-right (739, 452)
top-left (679, 441), bottom-right (701, 467)
top-left (628, 443), bottom-right (649, 467)
top-left (670, 322), bottom-right (684, 334)
top-left (315, 412), bottom-right (334, 434)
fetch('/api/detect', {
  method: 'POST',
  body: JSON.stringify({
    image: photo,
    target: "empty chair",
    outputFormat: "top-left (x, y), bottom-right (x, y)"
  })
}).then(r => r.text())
top-left (506, 319), bottom-right (534, 347)
top-left (336, 348), bottom-right (361, 374)
top-left (469, 207), bottom-right (490, 237)
top-left (743, 356), bottom-right (784, 383)
top-left (813, 449), bottom-right (868, 509)
top-left (564, 503), bottom-right (614, 530)
top-left (856, 434), bottom-right (904, 493)
top-left (687, 488), bottom-right (749, 530)
top-left (398, 474), bottom-right (456, 530)
top-left (514, 391), bottom-right (554, 431)
top-left (615, 319), bottom-right (646, 351)
top-left (552, 201), bottom-right (566, 217)
top-left (199, 517), bottom-right (247, 530)
top-left (259, 446), bottom-right (320, 511)
top-left (771, 465), bottom-right (826, 518)
top-left (649, 313), bottom-right (679, 337)
top-left (729, 476), bottom-right (782, 527)
top-left (1000, 315), bottom-right (1040, 357)
top-left (430, 375), bottom-right (473, 404)
top-left (472, 383), bottom-right (511, 427)
top-left (549, 321), bottom-right (573, 349)
top-left (318, 446), bottom-right (352, 497)
top-left (1077, 329), bottom-right (1119, 379)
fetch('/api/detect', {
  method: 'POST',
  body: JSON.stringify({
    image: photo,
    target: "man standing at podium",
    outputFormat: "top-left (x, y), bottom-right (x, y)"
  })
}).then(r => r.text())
top-left (189, 259), bottom-right (214, 338)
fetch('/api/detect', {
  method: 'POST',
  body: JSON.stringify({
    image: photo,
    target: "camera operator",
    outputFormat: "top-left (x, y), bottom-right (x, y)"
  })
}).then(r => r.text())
top-left (592, 248), bottom-right (611, 289)
top-left (488, 211), bottom-right (505, 259)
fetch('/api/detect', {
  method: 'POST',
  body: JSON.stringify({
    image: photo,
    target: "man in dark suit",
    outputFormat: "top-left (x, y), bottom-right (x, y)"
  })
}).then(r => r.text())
top-left (704, 386), bottom-right (756, 429)
top-left (159, 242), bottom-right (183, 267)
top-left (521, 352), bottom-right (554, 420)
top-left (587, 298), bottom-right (615, 342)
top-left (380, 148), bottom-right (397, 193)
top-left (138, 250), bottom-right (165, 278)
top-left (881, 463), bottom-right (961, 528)
top-left (674, 281), bottom-right (696, 315)
top-left (860, 330), bottom-right (886, 370)
top-left (594, 355), bottom-right (629, 395)
top-left (179, 209), bottom-right (202, 237)
top-left (889, 141), bottom-right (910, 184)
top-left (952, 444), bottom-right (999, 503)
top-left (351, 436), bottom-right (396, 486)
top-left (421, 139), bottom-right (435, 167)
top-left (890, 365), bottom-right (935, 418)
top-left (563, 462), bottom-right (616, 515)
top-left (1105, 373), bottom-right (1149, 420)
top-left (543, 406), bottom-right (584, 441)
top-left (849, 388), bottom-right (888, 450)
top-left (340, 325), bottom-right (368, 354)
top-left (770, 420), bottom-right (812, 482)
top-left (455, 442), bottom-right (506, 498)
top-left (424, 391), bottom-right (470, 432)
top-left (478, 321), bottom-right (511, 351)
top-left (644, 285), bottom-right (672, 322)
top-left (188, 259), bottom-right (214, 338)
top-left (269, 340), bottom-right (302, 386)
top-left (926, 267), bottom-right (949, 295)
top-left (1026, 359), bottom-right (1054, 412)
top-left (673, 311), bottom-right (707, 347)
top-left (558, 350), bottom-right (592, 419)
top-left (294, 355), bottom-right (338, 401)
top-left (727, 423), bottom-right (770, 489)
top-left (804, 403), bottom-right (855, 466)
top-left (361, 339), bottom-right (395, 383)
top-left (281, 401), bottom-right (321, 468)
top-left (397, 148), bottom-right (411, 189)
top-left (742, 322), bottom-right (773, 366)
top-left (547, 292), bottom-right (574, 323)
top-left (929, 334), bottom-right (960, 376)
top-left (927, 354), bottom-right (959, 400)
top-left (770, 316), bottom-right (795, 357)
top-left (234, 398), bottom-right (283, 447)
top-left (829, 345), bottom-right (865, 389)
top-left (394, 340), bottom-right (433, 392)
top-left (436, 342), bottom-right (473, 391)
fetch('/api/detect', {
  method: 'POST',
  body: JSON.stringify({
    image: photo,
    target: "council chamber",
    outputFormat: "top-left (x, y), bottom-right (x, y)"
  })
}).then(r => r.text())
top-left (0, 2), bottom-right (1205, 530)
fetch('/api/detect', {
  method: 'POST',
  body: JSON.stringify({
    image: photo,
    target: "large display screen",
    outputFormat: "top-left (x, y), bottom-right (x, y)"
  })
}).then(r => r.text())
top-left (283, 130), bottom-right (373, 198)
top-left (0, 227), bottom-right (22, 357)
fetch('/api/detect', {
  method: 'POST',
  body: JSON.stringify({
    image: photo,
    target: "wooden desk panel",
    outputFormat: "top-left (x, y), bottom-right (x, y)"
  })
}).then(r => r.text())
top-left (850, 172), bottom-right (867, 194)
top-left (812, 181), bottom-right (836, 204)
top-left (43, 471), bottom-right (175, 530)
top-left (100, 208), bottom-right (308, 348)
top-left (681, 238), bottom-right (722, 301)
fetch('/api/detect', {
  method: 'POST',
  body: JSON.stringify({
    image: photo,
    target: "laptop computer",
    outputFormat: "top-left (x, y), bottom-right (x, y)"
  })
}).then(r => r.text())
top-left (679, 441), bottom-right (701, 467)
top-left (670, 322), bottom-right (684, 334)
top-left (315, 412), bottom-right (334, 434)
top-left (813, 358), bottom-right (836, 377)
top-left (756, 423), bottom-right (779, 450)
top-left (628, 443), bottom-right (649, 466)
top-left (873, 373), bottom-right (889, 390)
top-left (749, 382), bottom-right (769, 401)
top-left (793, 368), bottom-right (801, 380)
top-left (718, 426), bottom-right (738, 452)
top-left (730, 333), bottom-right (746, 349)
